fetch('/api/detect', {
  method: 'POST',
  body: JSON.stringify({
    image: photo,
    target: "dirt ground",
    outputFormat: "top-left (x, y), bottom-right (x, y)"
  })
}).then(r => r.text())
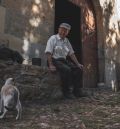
top-left (0, 89), bottom-right (120, 129)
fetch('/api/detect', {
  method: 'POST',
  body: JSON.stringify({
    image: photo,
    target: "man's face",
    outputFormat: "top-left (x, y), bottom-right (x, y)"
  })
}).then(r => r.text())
top-left (58, 27), bottom-right (70, 39)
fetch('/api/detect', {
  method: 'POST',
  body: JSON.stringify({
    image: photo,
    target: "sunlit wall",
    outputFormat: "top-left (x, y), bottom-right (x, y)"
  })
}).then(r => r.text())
top-left (0, 0), bottom-right (55, 65)
top-left (100, 0), bottom-right (120, 89)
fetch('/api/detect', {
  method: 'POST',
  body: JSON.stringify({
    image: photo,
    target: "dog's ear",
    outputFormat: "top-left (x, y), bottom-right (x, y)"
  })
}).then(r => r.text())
top-left (4, 77), bottom-right (14, 85)
top-left (11, 78), bottom-right (15, 85)
top-left (12, 78), bottom-right (16, 85)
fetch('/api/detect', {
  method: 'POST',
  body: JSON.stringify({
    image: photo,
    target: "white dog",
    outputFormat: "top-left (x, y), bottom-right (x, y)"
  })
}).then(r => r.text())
top-left (0, 78), bottom-right (22, 120)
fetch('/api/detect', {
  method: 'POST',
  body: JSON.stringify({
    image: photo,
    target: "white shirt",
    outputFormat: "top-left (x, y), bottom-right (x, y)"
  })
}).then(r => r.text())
top-left (45, 34), bottom-right (74, 59)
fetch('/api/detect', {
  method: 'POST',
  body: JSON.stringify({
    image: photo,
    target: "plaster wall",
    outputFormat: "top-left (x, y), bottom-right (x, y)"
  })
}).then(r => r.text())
top-left (99, 0), bottom-right (120, 89)
top-left (0, 0), bottom-right (55, 66)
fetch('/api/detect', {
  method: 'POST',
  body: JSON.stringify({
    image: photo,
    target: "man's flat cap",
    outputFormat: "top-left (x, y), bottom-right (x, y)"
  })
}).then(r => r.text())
top-left (59, 23), bottom-right (71, 30)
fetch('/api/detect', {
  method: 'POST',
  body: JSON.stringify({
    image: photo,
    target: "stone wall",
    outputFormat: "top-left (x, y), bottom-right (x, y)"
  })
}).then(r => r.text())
top-left (0, 60), bottom-right (61, 101)
top-left (1, 0), bottom-right (120, 89)
top-left (0, 6), bottom-right (5, 33)
top-left (99, 0), bottom-right (120, 89)
top-left (0, 0), bottom-right (55, 66)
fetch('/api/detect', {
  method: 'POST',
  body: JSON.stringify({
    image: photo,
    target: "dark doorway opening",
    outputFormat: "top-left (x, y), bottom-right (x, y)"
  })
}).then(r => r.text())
top-left (55, 0), bottom-right (83, 87)
top-left (55, 0), bottom-right (82, 63)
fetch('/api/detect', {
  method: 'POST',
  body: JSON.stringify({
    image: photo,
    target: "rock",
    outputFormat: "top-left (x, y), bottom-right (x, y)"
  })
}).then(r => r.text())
top-left (0, 61), bottom-right (62, 101)
top-left (0, 46), bottom-right (23, 64)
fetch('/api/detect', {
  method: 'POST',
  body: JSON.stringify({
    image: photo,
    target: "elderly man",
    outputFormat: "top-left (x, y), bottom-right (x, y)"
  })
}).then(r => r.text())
top-left (45, 23), bottom-right (84, 99)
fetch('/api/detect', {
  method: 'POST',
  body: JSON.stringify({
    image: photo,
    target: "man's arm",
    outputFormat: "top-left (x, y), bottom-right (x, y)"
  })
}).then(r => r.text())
top-left (45, 35), bottom-right (56, 71)
top-left (46, 52), bottom-right (56, 71)
top-left (69, 53), bottom-right (83, 69)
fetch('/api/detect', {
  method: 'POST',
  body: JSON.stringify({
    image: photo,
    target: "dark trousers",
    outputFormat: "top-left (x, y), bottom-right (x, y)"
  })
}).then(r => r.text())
top-left (52, 58), bottom-right (82, 96)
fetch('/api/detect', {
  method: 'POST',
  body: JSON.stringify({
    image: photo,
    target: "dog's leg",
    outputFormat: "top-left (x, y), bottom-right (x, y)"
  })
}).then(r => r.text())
top-left (0, 108), bottom-right (7, 119)
top-left (16, 100), bottom-right (22, 120)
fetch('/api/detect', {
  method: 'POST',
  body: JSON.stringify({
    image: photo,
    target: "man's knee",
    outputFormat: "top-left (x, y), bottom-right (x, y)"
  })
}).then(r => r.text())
top-left (73, 68), bottom-right (82, 76)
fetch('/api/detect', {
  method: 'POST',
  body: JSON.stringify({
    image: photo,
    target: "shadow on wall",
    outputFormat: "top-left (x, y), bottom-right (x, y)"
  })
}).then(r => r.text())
top-left (103, 0), bottom-right (115, 32)
top-left (115, 20), bottom-right (120, 91)
top-left (103, 0), bottom-right (120, 90)
top-left (28, 43), bottom-right (46, 66)
top-left (22, 0), bottom-right (54, 65)
top-left (4, 0), bottom-right (54, 65)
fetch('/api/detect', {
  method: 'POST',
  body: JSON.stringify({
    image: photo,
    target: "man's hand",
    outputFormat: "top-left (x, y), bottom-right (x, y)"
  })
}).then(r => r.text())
top-left (69, 54), bottom-right (83, 70)
top-left (77, 63), bottom-right (83, 70)
top-left (49, 64), bottom-right (56, 72)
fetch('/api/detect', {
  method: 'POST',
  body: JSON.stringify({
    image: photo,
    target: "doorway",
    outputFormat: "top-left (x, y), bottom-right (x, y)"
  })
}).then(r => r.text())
top-left (55, 0), bottom-right (99, 88)
top-left (55, 0), bottom-right (82, 62)
top-left (55, 0), bottom-right (83, 87)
